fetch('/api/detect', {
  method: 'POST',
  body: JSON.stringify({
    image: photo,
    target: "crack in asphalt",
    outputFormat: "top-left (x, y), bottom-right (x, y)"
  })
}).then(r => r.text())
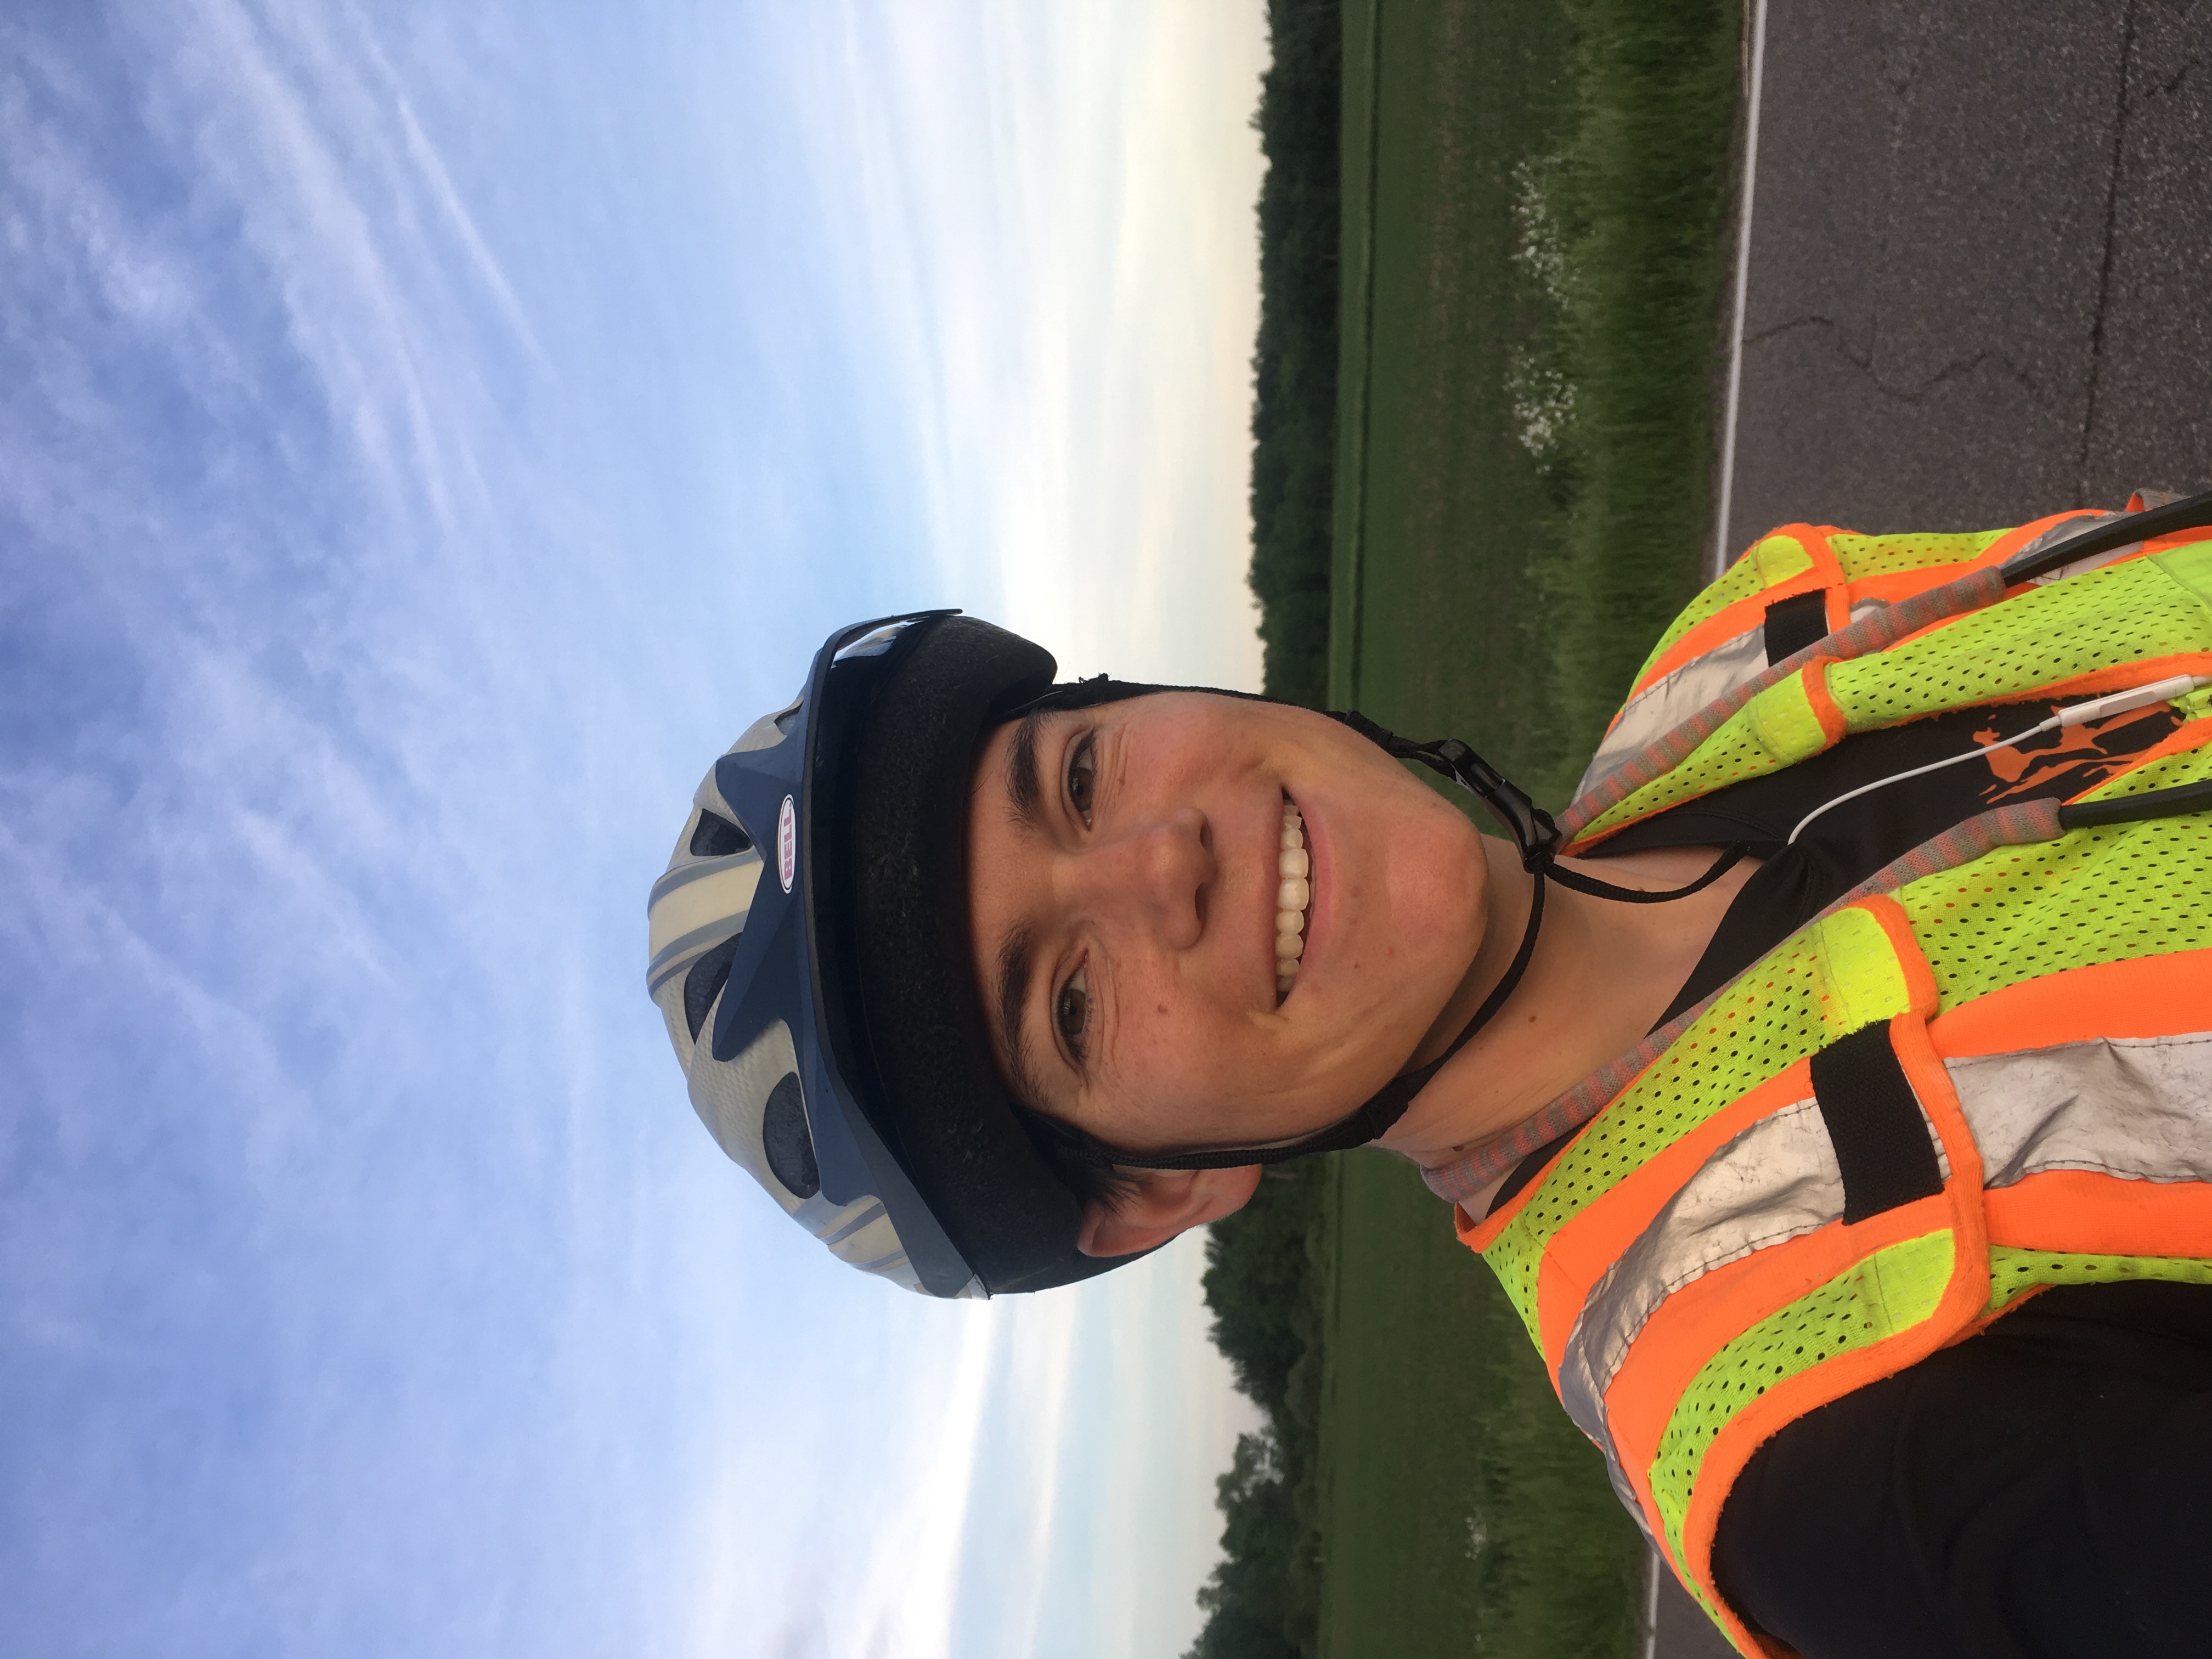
top-left (1878, 4), bottom-right (1929, 112)
top-left (2077, 0), bottom-right (2141, 505)
top-left (1744, 313), bottom-right (1838, 349)
top-left (1720, 0), bottom-right (2209, 554)
top-left (1746, 314), bottom-right (2042, 407)
top-left (2159, 0), bottom-right (2206, 97)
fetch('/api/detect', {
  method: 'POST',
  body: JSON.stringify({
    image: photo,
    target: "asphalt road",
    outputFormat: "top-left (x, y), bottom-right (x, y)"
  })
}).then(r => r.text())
top-left (1719, 0), bottom-right (2212, 558)
top-left (1652, 1545), bottom-right (1737, 1659)
top-left (1661, 7), bottom-right (2211, 1654)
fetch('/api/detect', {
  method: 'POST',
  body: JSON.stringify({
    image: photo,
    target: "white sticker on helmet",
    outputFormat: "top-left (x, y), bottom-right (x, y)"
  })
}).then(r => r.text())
top-left (777, 795), bottom-right (797, 893)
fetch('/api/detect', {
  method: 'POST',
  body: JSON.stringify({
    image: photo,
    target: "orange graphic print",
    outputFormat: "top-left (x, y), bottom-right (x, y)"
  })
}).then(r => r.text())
top-left (1972, 707), bottom-right (2180, 803)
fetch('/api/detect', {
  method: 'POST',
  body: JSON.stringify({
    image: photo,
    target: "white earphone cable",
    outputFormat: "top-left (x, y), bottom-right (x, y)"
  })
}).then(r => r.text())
top-left (1787, 674), bottom-right (2208, 845)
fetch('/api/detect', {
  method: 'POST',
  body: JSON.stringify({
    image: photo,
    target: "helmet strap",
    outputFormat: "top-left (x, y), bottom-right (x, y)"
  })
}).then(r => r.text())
top-left (1050, 711), bottom-right (1746, 1175)
top-left (1063, 869), bottom-right (1547, 1173)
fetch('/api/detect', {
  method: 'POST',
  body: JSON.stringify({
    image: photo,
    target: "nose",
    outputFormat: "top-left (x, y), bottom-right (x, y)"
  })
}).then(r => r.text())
top-left (1057, 806), bottom-right (1214, 949)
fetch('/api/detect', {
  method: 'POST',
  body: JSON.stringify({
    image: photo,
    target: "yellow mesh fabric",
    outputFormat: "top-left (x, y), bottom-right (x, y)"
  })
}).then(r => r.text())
top-left (1809, 906), bottom-right (1915, 1037)
top-left (1988, 1246), bottom-right (2212, 1313)
top-left (1827, 555), bottom-right (2212, 732)
top-left (1481, 927), bottom-right (1847, 1345)
top-left (1830, 529), bottom-right (2006, 583)
top-left (2154, 540), bottom-right (2212, 608)
top-left (1537, 739), bottom-right (2212, 1343)
top-left (2080, 733), bottom-right (2212, 799)
top-left (1633, 533), bottom-right (1816, 689)
top-left (1579, 548), bottom-right (2212, 848)
top-left (1477, 552), bottom-right (2212, 1596)
top-left (1899, 740), bottom-right (2212, 1012)
top-left (1649, 1230), bottom-right (1959, 1592)
top-left (1743, 670), bottom-right (1833, 766)
top-left (1576, 673), bottom-right (1839, 844)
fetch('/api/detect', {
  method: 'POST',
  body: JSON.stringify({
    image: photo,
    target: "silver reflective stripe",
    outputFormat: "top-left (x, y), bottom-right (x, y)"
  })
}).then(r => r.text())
top-left (1555, 1099), bottom-right (1843, 1463)
top-left (1600, 1442), bottom-right (1655, 1547)
top-left (1578, 626), bottom-right (1769, 799)
top-left (2015, 510), bottom-right (2134, 586)
top-left (1553, 1029), bottom-right (2212, 1506)
top-left (1950, 1032), bottom-right (2212, 1188)
top-left (1576, 600), bottom-right (1905, 802)
top-left (1846, 597), bottom-right (1889, 625)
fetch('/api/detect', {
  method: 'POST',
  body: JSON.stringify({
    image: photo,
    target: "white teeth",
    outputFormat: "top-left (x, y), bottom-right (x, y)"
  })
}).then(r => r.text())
top-left (1275, 799), bottom-right (1311, 1001)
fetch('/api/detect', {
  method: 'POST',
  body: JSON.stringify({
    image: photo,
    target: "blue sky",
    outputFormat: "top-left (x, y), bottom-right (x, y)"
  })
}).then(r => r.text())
top-left (0, 4), bottom-right (1268, 1655)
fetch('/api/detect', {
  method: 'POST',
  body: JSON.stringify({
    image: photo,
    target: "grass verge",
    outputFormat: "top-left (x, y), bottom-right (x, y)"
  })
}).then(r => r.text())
top-left (1310, 2), bottom-right (1743, 1656)
top-left (1318, 1154), bottom-right (1645, 1658)
top-left (1547, 0), bottom-right (1743, 751)
top-left (1215, 0), bottom-right (1742, 1652)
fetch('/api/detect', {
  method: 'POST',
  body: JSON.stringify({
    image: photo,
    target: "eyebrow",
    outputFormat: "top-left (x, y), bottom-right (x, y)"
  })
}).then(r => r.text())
top-left (1006, 707), bottom-right (1048, 835)
top-left (992, 917), bottom-right (1050, 1110)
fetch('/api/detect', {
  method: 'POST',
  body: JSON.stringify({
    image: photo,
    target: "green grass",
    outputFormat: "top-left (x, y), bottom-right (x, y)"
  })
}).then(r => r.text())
top-left (1329, 0), bottom-right (1589, 806)
top-left (1317, 1154), bottom-right (1645, 1659)
top-left (1329, 0), bottom-right (1741, 801)
top-left (1312, 1), bottom-right (1742, 1655)
top-left (1547, 0), bottom-right (1742, 748)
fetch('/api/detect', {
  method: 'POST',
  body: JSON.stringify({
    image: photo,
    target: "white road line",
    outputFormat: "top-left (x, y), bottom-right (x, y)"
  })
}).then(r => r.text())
top-left (1642, 1544), bottom-right (1663, 1659)
top-left (1711, 0), bottom-right (1772, 581)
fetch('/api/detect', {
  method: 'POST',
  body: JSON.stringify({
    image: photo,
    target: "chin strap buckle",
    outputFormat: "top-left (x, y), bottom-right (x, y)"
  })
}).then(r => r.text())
top-left (1329, 710), bottom-right (1751, 906)
top-left (1327, 710), bottom-right (1562, 870)
top-left (1063, 711), bottom-right (1750, 1177)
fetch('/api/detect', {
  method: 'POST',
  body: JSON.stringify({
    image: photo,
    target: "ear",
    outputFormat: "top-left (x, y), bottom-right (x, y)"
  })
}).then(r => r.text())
top-left (1076, 1164), bottom-right (1265, 1257)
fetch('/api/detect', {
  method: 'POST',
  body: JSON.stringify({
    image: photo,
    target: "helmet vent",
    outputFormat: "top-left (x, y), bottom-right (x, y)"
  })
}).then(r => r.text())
top-left (689, 810), bottom-right (753, 858)
top-left (682, 932), bottom-right (742, 1042)
top-left (762, 1074), bottom-right (820, 1199)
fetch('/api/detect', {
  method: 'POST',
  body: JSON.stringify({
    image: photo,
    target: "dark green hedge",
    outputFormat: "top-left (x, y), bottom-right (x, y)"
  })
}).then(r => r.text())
top-left (1246, 0), bottom-right (1342, 710)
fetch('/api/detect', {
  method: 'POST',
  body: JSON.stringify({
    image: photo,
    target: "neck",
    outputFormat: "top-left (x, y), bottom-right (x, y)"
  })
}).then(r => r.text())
top-left (1378, 833), bottom-right (1759, 1180)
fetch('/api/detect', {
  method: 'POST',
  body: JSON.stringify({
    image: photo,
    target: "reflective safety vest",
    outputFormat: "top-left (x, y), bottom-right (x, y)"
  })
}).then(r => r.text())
top-left (1449, 504), bottom-right (2212, 1656)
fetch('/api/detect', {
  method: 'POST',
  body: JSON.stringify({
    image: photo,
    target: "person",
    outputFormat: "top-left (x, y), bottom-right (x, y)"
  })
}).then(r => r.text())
top-left (647, 489), bottom-right (2212, 1658)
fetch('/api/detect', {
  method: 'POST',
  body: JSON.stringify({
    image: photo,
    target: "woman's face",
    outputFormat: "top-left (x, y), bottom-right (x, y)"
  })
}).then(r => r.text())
top-left (963, 691), bottom-right (1490, 1154)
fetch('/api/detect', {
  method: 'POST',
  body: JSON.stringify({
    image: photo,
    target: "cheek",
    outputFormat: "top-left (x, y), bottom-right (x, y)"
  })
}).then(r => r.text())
top-left (1337, 784), bottom-right (1488, 979)
top-left (1092, 972), bottom-right (1387, 1147)
top-left (1090, 968), bottom-right (1265, 1137)
top-left (1392, 793), bottom-right (1489, 949)
top-left (1116, 977), bottom-right (1236, 1092)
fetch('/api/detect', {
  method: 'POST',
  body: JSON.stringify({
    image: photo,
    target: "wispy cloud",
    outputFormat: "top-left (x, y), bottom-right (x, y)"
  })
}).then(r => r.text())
top-left (791, 0), bottom-right (1268, 689)
top-left (1, 4), bottom-right (1263, 1656)
top-left (3, 6), bottom-right (787, 1650)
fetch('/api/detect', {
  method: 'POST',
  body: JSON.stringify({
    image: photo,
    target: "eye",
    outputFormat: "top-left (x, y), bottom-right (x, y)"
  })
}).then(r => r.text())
top-left (1054, 966), bottom-right (1090, 1060)
top-left (1066, 733), bottom-right (1097, 826)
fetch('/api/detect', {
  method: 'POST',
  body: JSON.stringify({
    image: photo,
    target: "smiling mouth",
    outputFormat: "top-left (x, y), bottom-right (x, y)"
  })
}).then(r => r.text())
top-left (1274, 795), bottom-right (1312, 1003)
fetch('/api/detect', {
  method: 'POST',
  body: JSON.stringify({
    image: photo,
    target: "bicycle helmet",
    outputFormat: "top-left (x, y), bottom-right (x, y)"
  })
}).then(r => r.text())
top-left (646, 610), bottom-right (1653, 1297)
top-left (647, 611), bottom-right (1146, 1297)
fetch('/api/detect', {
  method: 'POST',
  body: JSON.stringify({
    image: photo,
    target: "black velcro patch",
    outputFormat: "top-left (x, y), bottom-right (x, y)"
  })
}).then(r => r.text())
top-left (1763, 590), bottom-right (1831, 665)
top-left (1809, 1023), bottom-right (1945, 1223)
